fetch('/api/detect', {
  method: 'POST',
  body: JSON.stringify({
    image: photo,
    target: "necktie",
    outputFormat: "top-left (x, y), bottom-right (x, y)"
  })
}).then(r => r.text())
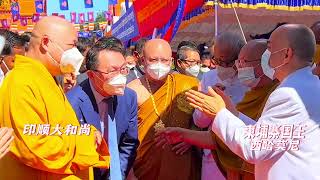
top-left (105, 98), bottom-right (122, 180)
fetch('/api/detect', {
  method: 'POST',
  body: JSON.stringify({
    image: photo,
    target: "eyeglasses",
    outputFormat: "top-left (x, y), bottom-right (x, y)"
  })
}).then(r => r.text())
top-left (213, 57), bottom-right (235, 67)
top-left (179, 59), bottom-right (200, 66)
top-left (236, 58), bottom-right (261, 68)
top-left (144, 57), bottom-right (172, 64)
top-left (93, 65), bottom-right (129, 76)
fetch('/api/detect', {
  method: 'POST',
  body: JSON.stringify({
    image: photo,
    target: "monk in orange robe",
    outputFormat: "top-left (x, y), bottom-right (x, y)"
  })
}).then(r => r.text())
top-left (127, 39), bottom-right (201, 180)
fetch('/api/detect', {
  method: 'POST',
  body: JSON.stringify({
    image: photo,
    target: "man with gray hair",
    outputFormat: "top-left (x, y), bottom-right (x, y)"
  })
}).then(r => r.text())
top-left (193, 32), bottom-right (248, 180)
top-left (175, 41), bottom-right (202, 78)
top-left (185, 24), bottom-right (320, 180)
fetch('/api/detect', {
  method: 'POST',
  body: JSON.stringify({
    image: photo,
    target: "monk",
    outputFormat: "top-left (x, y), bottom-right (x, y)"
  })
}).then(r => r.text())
top-left (156, 39), bottom-right (279, 180)
top-left (127, 39), bottom-right (201, 180)
top-left (0, 16), bottom-right (109, 179)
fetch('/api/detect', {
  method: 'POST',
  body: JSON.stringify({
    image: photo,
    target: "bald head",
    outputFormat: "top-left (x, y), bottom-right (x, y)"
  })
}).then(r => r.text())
top-left (273, 24), bottom-right (315, 62)
top-left (143, 39), bottom-right (172, 58)
top-left (311, 21), bottom-right (320, 44)
top-left (241, 39), bottom-right (267, 60)
top-left (27, 16), bottom-right (79, 76)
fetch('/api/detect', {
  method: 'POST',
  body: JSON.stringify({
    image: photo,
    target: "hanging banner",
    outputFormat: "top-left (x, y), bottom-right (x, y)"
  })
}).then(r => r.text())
top-left (11, 2), bottom-right (20, 16)
top-left (84, 0), bottom-right (93, 8)
top-left (60, 0), bottom-right (69, 10)
top-left (108, 0), bottom-right (118, 5)
top-left (20, 17), bottom-right (28, 26)
top-left (78, 13), bottom-right (85, 24)
top-left (170, 0), bottom-right (186, 41)
top-left (111, 6), bottom-right (139, 42)
top-left (87, 11), bottom-right (94, 22)
top-left (1, 20), bottom-right (9, 28)
top-left (12, 14), bottom-right (19, 22)
top-left (70, 12), bottom-right (76, 23)
top-left (59, 15), bottom-right (66, 19)
top-left (105, 11), bottom-right (113, 21)
top-left (32, 13), bottom-right (40, 22)
top-left (35, 0), bottom-right (44, 13)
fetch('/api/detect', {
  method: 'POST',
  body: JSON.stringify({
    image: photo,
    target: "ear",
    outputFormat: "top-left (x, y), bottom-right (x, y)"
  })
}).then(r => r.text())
top-left (40, 35), bottom-right (50, 52)
top-left (285, 48), bottom-right (293, 63)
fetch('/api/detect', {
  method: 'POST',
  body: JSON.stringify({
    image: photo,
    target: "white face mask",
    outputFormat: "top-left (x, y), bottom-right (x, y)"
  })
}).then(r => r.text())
top-left (48, 42), bottom-right (84, 75)
top-left (216, 65), bottom-right (236, 81)
top-left (237, 66), bottom-right (261, 88)
top-left (96, 73), bottom-right (127, 96)
top-left (185, 65), bottom-right (200, 77)
top-left (146, 62), bottom-right (171, 80)
top-left (126, 64), bottom-right (136, 70)
top-left (200, 67), bottom-right (210, 73)
top-left (261, 49), bottom-right (286, 80)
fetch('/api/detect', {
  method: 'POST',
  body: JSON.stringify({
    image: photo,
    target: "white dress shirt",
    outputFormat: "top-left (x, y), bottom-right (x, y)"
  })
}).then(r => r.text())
top-left (212, 67), bottom-right (320, 180)
top-left (193, 69), bottom-right (248, 180)
top-left (90, 80), bottom-right (108, 135)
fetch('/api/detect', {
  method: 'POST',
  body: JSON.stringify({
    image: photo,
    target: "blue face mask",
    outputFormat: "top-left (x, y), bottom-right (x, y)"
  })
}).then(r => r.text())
top-left (261, 49), bottom-right (287, 80)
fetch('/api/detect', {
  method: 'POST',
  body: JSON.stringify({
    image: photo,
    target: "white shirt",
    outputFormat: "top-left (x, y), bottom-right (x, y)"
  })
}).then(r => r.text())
top-left (90, 80), bottom-right (108, 135)
top-left (193, 69), bottom-right (248, 128)
top-left (212, 67), bottom-right (320, 180)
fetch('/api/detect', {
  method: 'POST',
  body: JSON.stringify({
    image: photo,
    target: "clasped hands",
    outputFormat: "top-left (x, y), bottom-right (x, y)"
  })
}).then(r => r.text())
top-left (155, 85), bottom-right (238, 151)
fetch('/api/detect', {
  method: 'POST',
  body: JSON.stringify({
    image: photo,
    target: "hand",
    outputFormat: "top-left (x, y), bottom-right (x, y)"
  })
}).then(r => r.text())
top-left (154, 127), bottom-right (185, 149)
top-left (94, 130), bottom-right (102, 149)
top-left (186, 86), bottom-right (226, 118)
top-left (213, 86), bottom-right (239, 116)
top-left (63, 73), bottom-right (77, 93)
top-left (172, 142), bottom-right (191, 155)
top-left (0, 127), bottom-right (14, 159)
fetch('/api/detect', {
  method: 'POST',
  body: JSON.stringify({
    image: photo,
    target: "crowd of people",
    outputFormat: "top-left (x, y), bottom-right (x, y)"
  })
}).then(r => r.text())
top-left (0, 16), bottom-right (320, 180)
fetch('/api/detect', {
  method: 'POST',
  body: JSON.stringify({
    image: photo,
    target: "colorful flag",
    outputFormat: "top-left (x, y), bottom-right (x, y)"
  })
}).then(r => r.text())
top-left (59, 14), bottom-right (66, 19)
top-left (70, 12), bottom-right (76, 23)
top-left (108, 0), bottom-right (118, 5)
top-left (12, 14), bottom-right (20, 22)
top-left (87, 12), bottom-right (94, 23)
top-left (32, 14), bottom-right (40, 22)
top-left (60, 0), bottom-right (69, 10)
top-left (78, 13), bottom-right (85, 24)
top-left (84, 0), bottom-right (93, 8)
top-left (20, 17), bottom-right (28, 26)
top-left (105, 11), bottom-right (113, 21)
top-left (35, 0), bottom-right (44, 13)
top-left (1, 19), bottom-right (9, 28)
top-left (11, 2), bottom-right (20, 15)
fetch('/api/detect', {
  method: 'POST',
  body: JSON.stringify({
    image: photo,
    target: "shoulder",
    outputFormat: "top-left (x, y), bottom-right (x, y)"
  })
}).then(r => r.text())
top-left (123, 87), bottom-right (137, 100)
top-left (172, 73), bottom-right (199, 83)
top-left (66, 85), bottom-right (86, 105)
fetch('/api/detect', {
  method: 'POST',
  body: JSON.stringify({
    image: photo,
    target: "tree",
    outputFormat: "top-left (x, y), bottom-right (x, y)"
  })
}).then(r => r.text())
top-left (95, 11), bottom-right (106, 23)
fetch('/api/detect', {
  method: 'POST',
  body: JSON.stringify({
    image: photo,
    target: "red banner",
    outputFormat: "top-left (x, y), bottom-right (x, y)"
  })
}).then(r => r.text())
top-left (70, 12), bottom-right (76, 23)
top-left (78, 13), bottom-right (85, 24)
top-left (133, 0), bottom-right (204, 38)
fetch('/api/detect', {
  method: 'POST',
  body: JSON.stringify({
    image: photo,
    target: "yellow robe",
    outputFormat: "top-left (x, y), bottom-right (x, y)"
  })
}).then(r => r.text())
top-left (0, 55), bottom-right (110, 180)
top-left (134, 74), bottom-right (201, 180)
top-left (212, 81), bottom-right (279, 180)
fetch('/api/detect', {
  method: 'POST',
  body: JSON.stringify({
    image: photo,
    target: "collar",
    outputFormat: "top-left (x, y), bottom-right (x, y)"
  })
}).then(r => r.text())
top-left (89, 79), bottom-right (106, 105)
top-left (281, 66), bottom-right (313, 85)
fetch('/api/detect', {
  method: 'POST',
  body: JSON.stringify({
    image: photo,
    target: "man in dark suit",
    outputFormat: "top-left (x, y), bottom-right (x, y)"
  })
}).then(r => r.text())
top-left (67, 37), bottom-right (139, 180)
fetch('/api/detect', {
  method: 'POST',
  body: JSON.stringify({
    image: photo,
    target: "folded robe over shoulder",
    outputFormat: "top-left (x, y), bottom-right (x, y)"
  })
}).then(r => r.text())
top-left (0, 55), bottom-right (110, 180)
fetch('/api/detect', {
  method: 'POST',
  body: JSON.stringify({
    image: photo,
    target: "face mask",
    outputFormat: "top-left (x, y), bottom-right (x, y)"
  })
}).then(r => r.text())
top-left (237, 66), bottom-right (261, 88)
top-left (126, 64), bottom-right (136, 70)
top-left (261, 49), bottom-right (286, 80)
top-left (216, 65), bottom-right (236, 81)
top-left (146, 62), bottom-right (171, 80)
top-left (185, 65), bottom-right (200, 77)
top-left (48, 42), bottom-right (84, 75)
top-left (96, 73), bottom-right (127, 96)
top-left (200, 67), bottom-right (210, 73)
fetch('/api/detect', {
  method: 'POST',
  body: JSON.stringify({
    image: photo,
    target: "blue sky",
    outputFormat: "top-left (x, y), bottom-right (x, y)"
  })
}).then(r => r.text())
top-left (47, 0), bottom-right (109, 22)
